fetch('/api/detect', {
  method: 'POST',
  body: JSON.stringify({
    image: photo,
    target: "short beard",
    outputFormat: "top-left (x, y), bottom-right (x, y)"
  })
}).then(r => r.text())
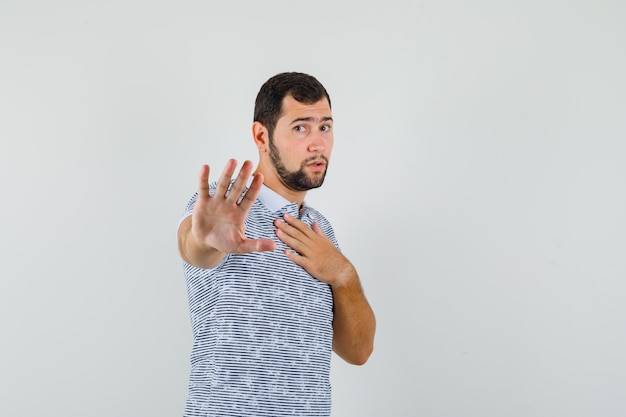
top-left (268, 135), bottom-right (329, 191)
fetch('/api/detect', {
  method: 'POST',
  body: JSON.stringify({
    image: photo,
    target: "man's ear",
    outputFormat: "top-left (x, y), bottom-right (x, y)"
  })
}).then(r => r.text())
top-left (252, 121), bottom-right (269, 152)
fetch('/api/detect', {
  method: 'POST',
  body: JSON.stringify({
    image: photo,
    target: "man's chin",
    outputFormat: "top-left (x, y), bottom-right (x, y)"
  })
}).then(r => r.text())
top-left (305, 173), bottom-right (326, 189)
top-left (279, 169), bottom-right (327, 191)
top-left (286, 178), bottom-right (325, 192)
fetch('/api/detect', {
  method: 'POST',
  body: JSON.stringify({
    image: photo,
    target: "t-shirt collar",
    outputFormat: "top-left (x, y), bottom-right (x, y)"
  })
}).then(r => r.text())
top-left (247, 176), bottom-right (305, 214)
top-left (258, 184), bottom-right (306, 215)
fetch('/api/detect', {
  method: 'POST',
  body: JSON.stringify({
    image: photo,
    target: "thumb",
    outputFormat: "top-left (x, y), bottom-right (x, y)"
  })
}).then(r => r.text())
top-left (251, 238), bottom-right (277, 253)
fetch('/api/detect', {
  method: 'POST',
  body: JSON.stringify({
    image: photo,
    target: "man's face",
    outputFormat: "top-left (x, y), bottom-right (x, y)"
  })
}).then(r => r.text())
top-left (268, 95), bottom-right (334, 191)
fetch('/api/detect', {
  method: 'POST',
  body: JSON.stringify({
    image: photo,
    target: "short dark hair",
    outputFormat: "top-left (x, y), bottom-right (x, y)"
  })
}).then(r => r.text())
top-left (254, 72), bottom-right (331, 138)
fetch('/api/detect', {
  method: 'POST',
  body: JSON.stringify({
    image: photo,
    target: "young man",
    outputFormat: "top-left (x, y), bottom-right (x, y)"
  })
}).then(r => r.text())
top-left (177, 72), bottom-right (376, 416)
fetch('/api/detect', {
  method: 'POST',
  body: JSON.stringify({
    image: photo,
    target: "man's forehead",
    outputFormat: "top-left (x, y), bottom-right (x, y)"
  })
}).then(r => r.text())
top-left (279, 95), bottom-right (332, 118)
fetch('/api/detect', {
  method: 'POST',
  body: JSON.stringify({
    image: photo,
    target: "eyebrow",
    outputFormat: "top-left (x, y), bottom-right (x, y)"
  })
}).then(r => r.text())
top-left (290, 116), bottom-right (333, 125)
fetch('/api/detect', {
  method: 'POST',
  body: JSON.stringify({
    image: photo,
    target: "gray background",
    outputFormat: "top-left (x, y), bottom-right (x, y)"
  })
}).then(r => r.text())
top-left (1, 1), bottom-right (625, 416)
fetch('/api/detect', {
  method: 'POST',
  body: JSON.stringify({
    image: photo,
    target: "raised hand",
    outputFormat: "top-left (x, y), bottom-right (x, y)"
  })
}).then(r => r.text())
top-left (193, 159), bottom-right (277, 254)
top-left (181, 159), bottom-right (276, 269)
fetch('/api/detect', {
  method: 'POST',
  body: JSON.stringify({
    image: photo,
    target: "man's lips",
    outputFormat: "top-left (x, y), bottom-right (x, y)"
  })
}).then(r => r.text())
top-left (306, 159), bottom-right (327, 172)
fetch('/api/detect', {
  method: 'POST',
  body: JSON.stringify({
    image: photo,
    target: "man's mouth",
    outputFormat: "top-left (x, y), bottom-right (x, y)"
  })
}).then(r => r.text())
top-left (306, 158), bottom-right (327, 172)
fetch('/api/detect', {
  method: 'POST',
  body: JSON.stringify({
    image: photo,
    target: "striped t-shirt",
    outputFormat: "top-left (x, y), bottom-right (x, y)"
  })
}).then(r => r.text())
top-left (180, 183), bottom-right (338, 417)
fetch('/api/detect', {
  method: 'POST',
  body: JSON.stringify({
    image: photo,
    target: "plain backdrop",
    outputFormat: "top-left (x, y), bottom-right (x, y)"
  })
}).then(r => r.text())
top-left (1, 1), bottom-right (625, 416)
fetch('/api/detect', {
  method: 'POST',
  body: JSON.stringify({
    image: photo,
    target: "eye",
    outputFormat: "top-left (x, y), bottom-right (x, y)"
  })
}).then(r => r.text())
top-left (321, 124), bottom-right (332, 132)
top-left (294, 125), bottom-right (308, 134)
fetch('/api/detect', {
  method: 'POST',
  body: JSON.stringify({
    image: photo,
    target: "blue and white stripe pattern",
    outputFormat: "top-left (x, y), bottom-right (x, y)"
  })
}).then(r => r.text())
top-left (180, 184), bottom-right (338, 416)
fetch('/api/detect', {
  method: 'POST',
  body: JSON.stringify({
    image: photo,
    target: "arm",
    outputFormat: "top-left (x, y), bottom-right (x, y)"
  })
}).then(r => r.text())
top-left (274, 214), bottom-right (376, 365)
top-left (328, 264), bottom-right (376, 365)
top-left (178, 159), bottom-right (276, 269)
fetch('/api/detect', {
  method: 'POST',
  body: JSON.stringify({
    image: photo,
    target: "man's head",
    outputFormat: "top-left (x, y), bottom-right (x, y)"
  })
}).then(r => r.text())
top-left (253, 72), bottom-right (334, 193)
top-left (254, 72), bottom-right (331, 142)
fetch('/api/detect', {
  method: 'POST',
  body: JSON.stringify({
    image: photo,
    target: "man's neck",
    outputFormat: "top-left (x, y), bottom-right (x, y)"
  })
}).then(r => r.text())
top-left (254, 169), bottom-right (307, 207)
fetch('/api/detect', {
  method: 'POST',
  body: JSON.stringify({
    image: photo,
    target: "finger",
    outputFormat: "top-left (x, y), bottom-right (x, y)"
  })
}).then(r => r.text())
top-left (276, 215), bottom-right (313, 245)
top-left (282, 213), bottom-right (312, 236)
top-left (312, 221), bottom-right (329, 239)
top-left (215, 159), bottom-right (237, 198)
top-left (237, 237), bottom-right (276, 253)
top-left (226, 160), bottom-right (254, 204)
top-left (197, 164), bottom-right (210, 201)
top-left (252, 238), bottom-right (277, 253)
top-left (275, 220), bottom-right (306, 253)
top-left (284, 248), bottom-right (307, 268)
top-left (239, 173), bottom-right (264, 211)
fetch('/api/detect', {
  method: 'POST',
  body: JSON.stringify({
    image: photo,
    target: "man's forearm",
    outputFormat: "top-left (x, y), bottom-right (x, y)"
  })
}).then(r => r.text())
top-left (331, 271), bottom-right (376, 365)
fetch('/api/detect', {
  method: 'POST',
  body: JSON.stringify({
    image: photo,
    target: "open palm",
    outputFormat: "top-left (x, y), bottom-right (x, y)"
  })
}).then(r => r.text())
top-left (191, 159), bottom-right (276, 254)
